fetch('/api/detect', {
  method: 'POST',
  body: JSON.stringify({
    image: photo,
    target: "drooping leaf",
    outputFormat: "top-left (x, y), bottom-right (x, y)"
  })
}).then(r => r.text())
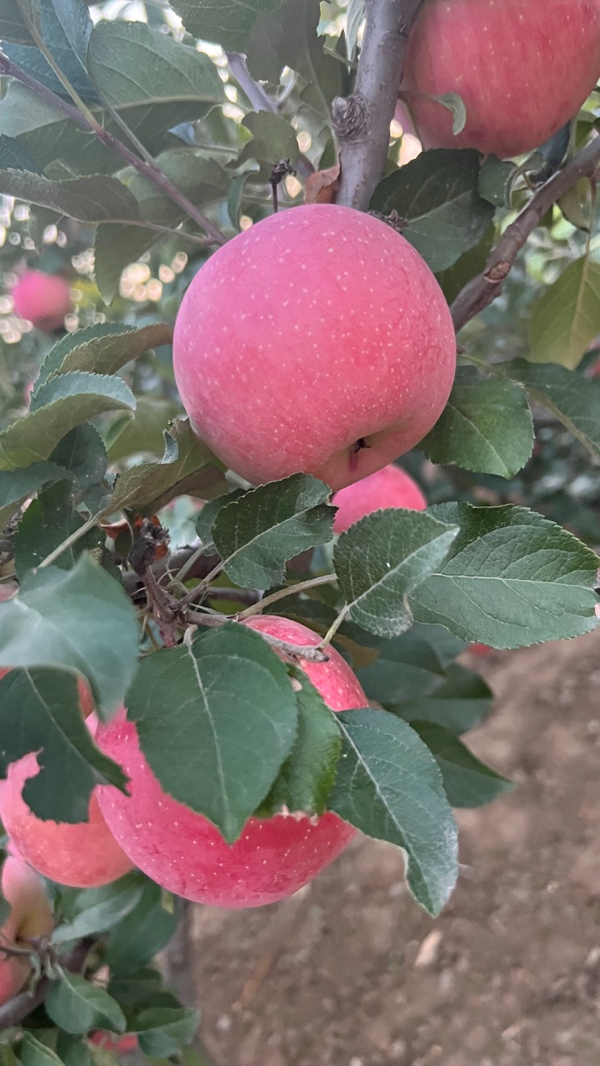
top-left (126, 623), bottom-right (298, 842)
top-left (421, 366), bottom-right (534, 478)
top-left (0, 669), bottom-right (127, 822)
top-left (502, 357), bottom-right (600, 461)
top-left (46, 973), bottom-right (126, 1035)
top-left (134, 1008), bottom-right (200, 1057)
top-left (391, 664), bottom-right (493, 735)
top-left (527, 257), bottom-right (600, 369)
top-left (52, 877), bottom-right (145, 944)
top-left (110, 417), bottom-right (227, 514)
top-left (409, 503), bottom-right (600, 648)
top-left (0, 372), bottom-right (135, 472)
top-left (211, 475), bottom-right (334, 589)
top-left (370, 149), bottom-right (495, 273)
top-left (0, 555), bottom-right (139, 717)
top-left (20, 1036), bottom-right (64, 1066)
top-left (329, 708), bottom-right (458, 916)
top-left (334, 510), bottom-right (458, 637)
top-left (412, 721), bottom-right (513, 808)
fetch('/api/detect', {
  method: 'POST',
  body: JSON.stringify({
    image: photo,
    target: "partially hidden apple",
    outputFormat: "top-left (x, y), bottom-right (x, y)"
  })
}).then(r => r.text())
top-left (10, 271), bottom-right (73, 333)
top-left (0, 716), bottom-right (133, 889)
top-left (173, 204), bottom-right (456, 492)
top-left (95, 616), bottom-right (368, 908)
top-left (332, 463), bottom-right (426, 534)
top-left (399, 0), bottom-right (600, 159)
top-left (89, 1032), bottom-right (139, 1053)
top-left (0, 853), bottom-right (53, 1005)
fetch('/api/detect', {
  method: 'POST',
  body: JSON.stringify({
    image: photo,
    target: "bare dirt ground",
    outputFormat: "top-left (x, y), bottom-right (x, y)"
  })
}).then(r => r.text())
top-left (189, 630), bottom-right (600, 1066)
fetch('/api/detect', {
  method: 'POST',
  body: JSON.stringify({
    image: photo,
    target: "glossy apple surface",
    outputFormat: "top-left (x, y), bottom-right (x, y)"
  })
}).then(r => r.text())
top-left (332, 463), bottom-right (426, 533)
top-left (399, 0), bottom-right (600, 159)
top-left (173, 204), bottom-right (455, 491)
top-left (11, 271), bottom-right (73, 332)
top-left (96, 616), bottom-right (368, 908)
top-left (0, 854), bottom-right (53, 1004)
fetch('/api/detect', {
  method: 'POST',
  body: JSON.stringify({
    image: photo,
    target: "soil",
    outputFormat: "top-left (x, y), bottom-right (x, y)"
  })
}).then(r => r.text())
top-left (189, 630), bottom-right (600, 1066)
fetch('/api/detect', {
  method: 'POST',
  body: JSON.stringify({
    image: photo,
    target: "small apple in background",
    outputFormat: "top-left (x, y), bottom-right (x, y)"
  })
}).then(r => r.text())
top-left (0, 714), bottom-right (133, 889)
top-left (469, 643), bottom-right (492, 657)
top-left (10, 270), bottom-right (73, 333)
top-left (89, 1032), bottom-right (139, 1053)
top-left (173, 204), bottom-right (456, 492)
top-left (95, 616), bottom-right (368, 908)
top-left (399, 0), bottom-right (600, 159)
top-left (332, 463), bottom-right (426, 534)
top-left (0, 853), bottom-right (53, 1005)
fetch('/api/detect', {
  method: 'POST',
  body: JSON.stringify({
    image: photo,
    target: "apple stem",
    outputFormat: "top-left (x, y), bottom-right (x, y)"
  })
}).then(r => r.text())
top-left (334, 0), bottom-right (425, 211)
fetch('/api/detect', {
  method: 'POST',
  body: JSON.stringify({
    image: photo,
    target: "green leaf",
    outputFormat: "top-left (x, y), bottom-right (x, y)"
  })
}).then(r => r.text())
top-left (212, 475), bottom-right (334, 589)
top-left (370, 149), bottom-right (495, 273)
top-left (50, 424), bottom-right (109, 513)
top-left (129, 150), bottom-right (229, 225)
top-left (409, 503), bottom-right (600, 648)
top-left (502, 357), bottom-right (600, 461)
top-left (46, 973), bottom-right (126, 1035)
top-left (329, 709), bottom-right (458, 916)
top-left (527, 257), bottom-right (600, 369)
top-left (169, 0), bottom-right (285, 53)
top-left (110, 417), bottom-right (227, 514)
top-left (195, 488), bottom-right (245, 547)
top-left (48, 0), bottom-right (92, 64)
top-left (34, 322), bottom-right (172, 397)
top-left (353, 623), bottom-right (464, 705)
top-left (478, 155), bottom-right (516, 208)
top-left (0, 135), bottom-right (42, 173)
top-left (0, 669), bottom-right (126, 822)
top-left (14, 481), bottom-right (103, 579)
top-left (86, 20), bottom-right (225, 113)
top-left (0, 0), bottom-right (34, 43)
top-left (257, 669), bottom-right (342, 817)
top-left (20, 1035), bottom-right (64, 1066)
top-left (0, 461), bottom-right (74, 532)
top-left (391, 663), bottom-right (493, 735)
top-left (346, 0), bottom-right (365, 60)
top-left (239, 112), bottom-right (299, 171)
top-left (421, 366), bottom-right (534, 478)
top-left (334, 510), bottom-right (458, 637)
top-left (134, 1007), bottom-right (199, 1057)
top-left (93, 224), bottom-right (159, 305)
top-left (107, 397), bottom-right (177, 463)
top-left (429, 92), bottom-right (466, 135)
top-left (0, 170), bottom-right (140, 223)
top-left (105, 882), bottom-right (177, 976)
top-left (0, 555), bottom-right (139, 717)
top-left (435, 225), bottom-right (494, 305)
top-left (412, 722), bottom-right (514, 808)
top-left (246, 0), bottom-right (340, 115)
top-left (126, 623), bottom-right (298, 842)
top-left (52, 877), bottom-right (144, 944)
top-left (0, 373), bottom-right (135, 472)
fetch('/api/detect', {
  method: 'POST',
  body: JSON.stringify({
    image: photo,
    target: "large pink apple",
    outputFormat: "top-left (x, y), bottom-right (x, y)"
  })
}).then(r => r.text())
top-left (95, 616), bottom-right (367, 908)
top-left (11, 271), bottom-right (73, 332)
top-left (399, 0), bottom-right (600, 159)
top-left (332, 463), bottom-right (426, 534)
top-left (173, 204), bottom-right (455, 492)
top-left (0, 853), bottom-right (53, 1004)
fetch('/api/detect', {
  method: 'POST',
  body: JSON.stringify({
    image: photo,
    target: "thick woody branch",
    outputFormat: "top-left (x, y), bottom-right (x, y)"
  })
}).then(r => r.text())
top-left (451, 133), bottom-right (600, 332)
top-left (334, 0), bottom-right (424, 210)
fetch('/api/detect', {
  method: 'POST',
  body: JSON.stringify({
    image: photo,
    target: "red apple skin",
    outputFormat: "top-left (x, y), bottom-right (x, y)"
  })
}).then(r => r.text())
top-left (95, 617), bottom-right (367, 908)
top-left (0, 714), bottom-right (133, 889)
top-left (332, 463), bottom-right (426, 534)
top-left (11, 271), bottom-right (73, 333)
top-left (469, 643), bottom-right (492, 657)
top-left (89, 1033), bottom-right (139, 1053)
top-left (399, 0), bottom-right (600, 159)
top-left (0, 854), bottom-right (53, 1005)
top-left (173, 204), bottom-right (455, 492)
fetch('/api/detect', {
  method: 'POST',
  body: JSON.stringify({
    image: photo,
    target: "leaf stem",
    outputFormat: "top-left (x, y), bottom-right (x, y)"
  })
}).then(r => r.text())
top-left (38, 513), bottom-right (102, 569)
top-left (318, 605), bottom-right (350, 650)
top-left (236, 573), bottom-right (337, 620)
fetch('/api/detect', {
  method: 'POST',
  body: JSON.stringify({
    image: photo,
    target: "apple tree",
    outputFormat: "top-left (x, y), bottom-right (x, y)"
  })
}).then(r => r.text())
top-left (0, 0), bottom-right (599, 1060)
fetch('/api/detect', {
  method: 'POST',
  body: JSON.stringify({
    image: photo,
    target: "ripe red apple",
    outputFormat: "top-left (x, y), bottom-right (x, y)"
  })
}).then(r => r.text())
top-left (89, 1032), bottom-right (139, 1053)
top-left (0, 714), bottom-right (133, 889)
top-left (399, 0), bottom-right (600, 159)
top-left (0, 853), bottom-right (53, 1004)
top-left (332, 463), bottom-right (426, 534)
top-left (10, 271), bottom-right (73, 333)
top-left (95, 616), bottom-right (368, 908)
top-left (469, 643), bottom-right (492, 657)
top-left (173, 204), bottom-right (455, 492)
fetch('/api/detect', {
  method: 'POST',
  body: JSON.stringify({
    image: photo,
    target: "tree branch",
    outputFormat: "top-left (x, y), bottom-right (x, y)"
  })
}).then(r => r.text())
top-left (0, 937), bottom-right (94, 1031)
top-left (334, 0), bottom-right (424, 210)
top-left (0, 54), bottom-right (226, 247)
top-left (451, 133), bottom-right (600, 332)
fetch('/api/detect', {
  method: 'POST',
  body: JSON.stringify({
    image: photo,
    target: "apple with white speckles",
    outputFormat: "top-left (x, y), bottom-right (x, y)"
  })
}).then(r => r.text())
top-left (398, 0), bottom-right (600, 159)
top-left (94, 616), bottom-right (367, 908)
top-left (173, 204), bottom-right (456, 492)
top-left (332, 463), bottom-right (426, 534)
top-left (10, 270), bottom-right (72, 332)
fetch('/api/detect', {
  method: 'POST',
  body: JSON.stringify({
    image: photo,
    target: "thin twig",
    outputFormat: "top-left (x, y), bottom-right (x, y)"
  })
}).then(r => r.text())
top-left (334, 0), bottom-right (425, 210)
top-left (450, 132), bottom-right (600, 332)
top-left (0, 54), bottom-right (226, 247)
top-left (236, 574), bottom-right (337, 620)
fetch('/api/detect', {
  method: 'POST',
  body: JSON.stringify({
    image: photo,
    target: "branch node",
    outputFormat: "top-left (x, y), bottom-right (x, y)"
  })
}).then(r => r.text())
top-left (332, 93), bottom-right (370, 142)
